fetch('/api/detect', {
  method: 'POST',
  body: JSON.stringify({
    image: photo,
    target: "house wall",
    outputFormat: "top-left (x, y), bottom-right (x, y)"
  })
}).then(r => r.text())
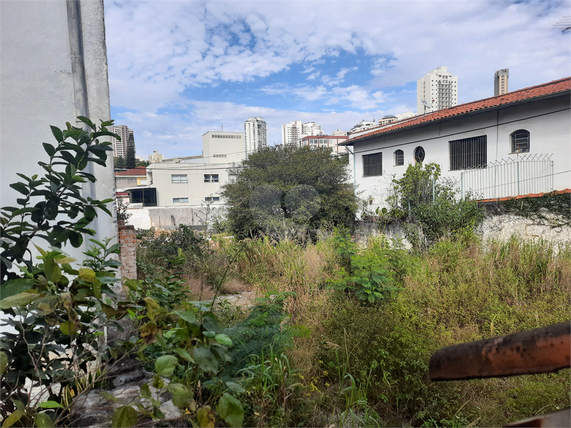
top-left (352, 94), bottom-right (570, 209)
top-left (147, 163), bottom-right (234, 207)
top-left (0, 0), bottom-right (115, 252)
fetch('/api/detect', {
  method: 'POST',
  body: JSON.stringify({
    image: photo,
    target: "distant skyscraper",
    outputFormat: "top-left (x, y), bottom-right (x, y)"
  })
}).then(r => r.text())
top-left (244, 117), bottom-right (267, 156)
top-left (111, 125), bottom-right (134, 158)
top-left (494, 69), bottom-right (509, 96)
top-left (281, 120), bottom-right (324, 146)
top-left (417, 66), bottom-right (458, 114)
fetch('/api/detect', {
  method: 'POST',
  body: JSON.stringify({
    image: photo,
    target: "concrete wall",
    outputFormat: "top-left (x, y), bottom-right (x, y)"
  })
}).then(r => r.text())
top-left (352, 94), bottom-right (570, 210)
top-left (1, 0), bottom-right (115, 257)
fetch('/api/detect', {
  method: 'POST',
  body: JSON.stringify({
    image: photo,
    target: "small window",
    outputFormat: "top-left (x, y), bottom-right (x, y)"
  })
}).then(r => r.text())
top-left (394, 149), bottom-right (404, 166)
top-left (173, 197), bottom-right (188, 203)
top-left (204, 174), bottom-right (219, 183)
top-left (171, 174), bottom-right (187, 183)
top-left (205, 196), bottom-right (220, 202)
top-left (511, 130), bottom-right (530, 153)
top-left (414, 146), bottom-right (425, 163)
top-left (363, 152), bottom-right (382, 177)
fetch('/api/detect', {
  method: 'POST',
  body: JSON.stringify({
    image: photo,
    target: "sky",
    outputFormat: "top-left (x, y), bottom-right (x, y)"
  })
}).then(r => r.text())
top-left (105, 0), bottom-right (571, 159)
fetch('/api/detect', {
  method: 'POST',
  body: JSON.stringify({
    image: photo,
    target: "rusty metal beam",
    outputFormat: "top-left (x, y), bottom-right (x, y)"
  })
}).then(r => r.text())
top-left (429, 322), bottom-right (570, 381)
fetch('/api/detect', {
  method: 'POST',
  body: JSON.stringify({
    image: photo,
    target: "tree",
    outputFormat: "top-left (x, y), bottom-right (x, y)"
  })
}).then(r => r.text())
top-left (126, 133), bottom-right (136, 169)
top-left (221, 145), bottom-right (358, 240)
top-left (114, 156), bottom-right (126, 169)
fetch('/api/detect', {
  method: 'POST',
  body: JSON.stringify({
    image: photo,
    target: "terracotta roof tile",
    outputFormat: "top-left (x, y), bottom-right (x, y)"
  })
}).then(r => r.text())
top-left (347, 77), bottom-right (571, 144)
top-left (115, 166), bottom-right (147, 176)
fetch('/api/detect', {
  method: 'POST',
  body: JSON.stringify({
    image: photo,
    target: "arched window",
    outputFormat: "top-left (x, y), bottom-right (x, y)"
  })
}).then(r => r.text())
top-left (414, 146), bottom-right (425, 163)
top-left (511, 130), bottom-right (530, 153)
top-left (394, 149), bottom-right (404, 166)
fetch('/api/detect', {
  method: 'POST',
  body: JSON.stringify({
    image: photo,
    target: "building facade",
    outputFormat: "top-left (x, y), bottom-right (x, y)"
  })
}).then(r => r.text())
top-left (299, 135), bottom-right (349, 154)
top-left (144, 130), bottom-right (245, 208)
top-left (346, 78), bottom-right (570, 211)
top-left (494, 69), bottom-right (509, 96)
top-left (111, 125), bottom-right (134, 158)
top-left (281, 120), bottom-right (325, 146)
top-left (417, 66), bottom-right (458, 114)
top-left (244, 117), bottom-right (267, 156)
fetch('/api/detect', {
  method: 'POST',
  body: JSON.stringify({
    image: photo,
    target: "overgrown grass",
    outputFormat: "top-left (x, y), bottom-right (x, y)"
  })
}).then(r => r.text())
top-left (137, 231), bottom-right (570, 427)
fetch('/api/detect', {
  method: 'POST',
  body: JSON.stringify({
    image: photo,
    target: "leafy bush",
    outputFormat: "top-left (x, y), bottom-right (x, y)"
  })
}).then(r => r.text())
top-left (387, 163), bottom-right (484, 247)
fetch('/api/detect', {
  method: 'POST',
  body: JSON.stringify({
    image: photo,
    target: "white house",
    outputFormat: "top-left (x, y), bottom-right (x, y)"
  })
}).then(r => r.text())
top-left (127, 131), bottom-right (245, 229)
top-left (344, 77), bottom-right (571, 210)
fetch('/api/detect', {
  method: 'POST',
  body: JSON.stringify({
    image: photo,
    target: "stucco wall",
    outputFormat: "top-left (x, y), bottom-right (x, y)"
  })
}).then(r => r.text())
top-left (351, 94), bottom-right (570, 210)
top-left (1, 0), bottom-right (114, 256)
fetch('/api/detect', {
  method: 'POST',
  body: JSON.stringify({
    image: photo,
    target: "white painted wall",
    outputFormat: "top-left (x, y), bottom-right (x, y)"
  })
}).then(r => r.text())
top-left (351, 94), bottom-right (571, 210)
top-left (1, 0), bottom-right (115, 255)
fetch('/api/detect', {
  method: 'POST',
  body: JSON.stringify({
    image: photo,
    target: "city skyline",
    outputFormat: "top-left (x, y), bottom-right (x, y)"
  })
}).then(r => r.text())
top-left (105, 0), bottom-right (571, 159)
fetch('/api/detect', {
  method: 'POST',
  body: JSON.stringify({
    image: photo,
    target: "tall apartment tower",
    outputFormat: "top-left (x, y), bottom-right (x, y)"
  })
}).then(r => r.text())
top-left (111, 125), bottom-right (134, 158)
top-left (417, 66), bottom-right (458, 114)
top-left (244, 117), bottom-right (268, 156)
top-left (494, 69), bottom-right (509, 96)
top-left (281, 120), bottom-right (324, 146)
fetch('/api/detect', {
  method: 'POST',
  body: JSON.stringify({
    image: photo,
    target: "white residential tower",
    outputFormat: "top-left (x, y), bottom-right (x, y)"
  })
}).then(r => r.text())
top-left (244, 117), bottom-right (268, 156)
top-left (417, 66), bottom-right (458, 114)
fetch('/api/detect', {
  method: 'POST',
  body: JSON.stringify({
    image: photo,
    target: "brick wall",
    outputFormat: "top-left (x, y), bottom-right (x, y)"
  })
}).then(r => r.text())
top-left (118, 222), bottom-right (137, 280)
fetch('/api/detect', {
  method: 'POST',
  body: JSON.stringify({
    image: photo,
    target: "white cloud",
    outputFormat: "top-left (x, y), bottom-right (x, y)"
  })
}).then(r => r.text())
top-left (105, 0), bottom-right (571, 158)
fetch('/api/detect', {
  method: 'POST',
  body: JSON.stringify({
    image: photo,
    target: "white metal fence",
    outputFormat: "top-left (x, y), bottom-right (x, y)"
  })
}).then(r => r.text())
top-left (460, 154), bottom-right (554, 200)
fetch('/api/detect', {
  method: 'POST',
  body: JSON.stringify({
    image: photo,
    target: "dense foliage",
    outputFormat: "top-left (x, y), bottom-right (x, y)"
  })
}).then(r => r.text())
top-left (221, 145), bottom-right (358, 240)
top-left (387, 162), bottom-right (484, 246)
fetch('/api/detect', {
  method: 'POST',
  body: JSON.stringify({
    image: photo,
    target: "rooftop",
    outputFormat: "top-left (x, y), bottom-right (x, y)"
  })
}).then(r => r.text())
top-left (115, 166), bottom-right (147, 176)
top-left (345, 77), bottom-right (571, 144)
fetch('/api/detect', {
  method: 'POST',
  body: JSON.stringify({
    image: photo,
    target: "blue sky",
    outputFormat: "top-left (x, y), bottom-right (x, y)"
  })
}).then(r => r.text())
top-left (105, 0), bottom-right (571, 159)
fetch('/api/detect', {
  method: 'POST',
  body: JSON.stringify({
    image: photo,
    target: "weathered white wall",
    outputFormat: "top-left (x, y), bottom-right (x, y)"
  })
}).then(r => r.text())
top-left (147, 163), bottom-right (233, 207)
top-left (351, 94), bottom-right (570, 210)
top-left (1, 0), bottom-right (114, 255)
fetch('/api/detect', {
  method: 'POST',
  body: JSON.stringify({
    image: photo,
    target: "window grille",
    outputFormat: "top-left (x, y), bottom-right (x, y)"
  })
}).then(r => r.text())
top-left (414, 146), bottom-right (425, 163)
top-left (449, 136), bottom-right (487, 170)
top-left (394, 149), bottom-right (404, 166)
top-left (204, 174), bottom-right (219, 182)
top-left (171, 174), bottom-right (188, 183)
top-left (511, 130), bottom-right (530, 153)
top-left (363, 152), bottom-right (382, 177)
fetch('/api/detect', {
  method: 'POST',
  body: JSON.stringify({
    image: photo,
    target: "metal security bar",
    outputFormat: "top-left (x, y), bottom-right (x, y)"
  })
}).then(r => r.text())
top-left (460, 154), bottom-right (553, 200)
top-left (450, 135), bottom-right (487, 171)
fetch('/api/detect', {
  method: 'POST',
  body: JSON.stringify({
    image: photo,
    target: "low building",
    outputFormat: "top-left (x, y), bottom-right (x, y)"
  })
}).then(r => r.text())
top-left (115, 166), bottom-right (147, 190)
top-left (344, 77), bottom-right (571, 210)
top-left (299, 135), bottom-right (349, 154)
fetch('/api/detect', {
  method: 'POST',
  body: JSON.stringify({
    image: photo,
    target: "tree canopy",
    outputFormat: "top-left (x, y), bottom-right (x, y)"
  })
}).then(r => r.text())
top-left (221, 145), bottom-right (357, 240)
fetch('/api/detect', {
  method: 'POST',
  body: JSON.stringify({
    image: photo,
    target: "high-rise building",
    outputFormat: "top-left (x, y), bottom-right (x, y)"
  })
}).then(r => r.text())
top-left (244, 117), bottom-right (267, 156)
top-left (111, 125), bottom-right (134, 158)
top-left (494, 69), bottom-right (509, 96)
top-left (417, 66), bottom-right (458, 114)
top-left (281, 120), bottom-right (324, 146)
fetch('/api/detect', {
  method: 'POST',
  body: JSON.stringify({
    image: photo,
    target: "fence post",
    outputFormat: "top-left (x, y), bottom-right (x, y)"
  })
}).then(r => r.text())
top-left (517, 159), bottom-right (520, 196)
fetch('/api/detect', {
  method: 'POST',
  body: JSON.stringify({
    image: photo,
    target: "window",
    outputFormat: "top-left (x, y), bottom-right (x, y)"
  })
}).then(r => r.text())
top-left (205, 196), bottom-right (220, 202)
top-left (171, 174), bottom-right (187, 183)
top-left (363, 152), bottom-right (382, 177)
top-left (414, 146), bottom-right (425, 163)
top-left (511, 130), bottom-right (530, 153)
top-left (394, 149), bottom-right (404, 166)
top-left (449, 136), bottom-right (487, 170)
top-left (204, 174), bottom-right (219, 183)
top-left (173, 197), bottom-right (188, 203)
top-left (228, 174), bottom-right (237, 183)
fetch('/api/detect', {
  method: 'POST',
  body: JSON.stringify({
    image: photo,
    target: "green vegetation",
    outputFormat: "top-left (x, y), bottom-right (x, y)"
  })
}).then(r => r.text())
top-left (1, 121), bottom-right (568, 427)
top-left (221, 145), bottom-right (358, 240)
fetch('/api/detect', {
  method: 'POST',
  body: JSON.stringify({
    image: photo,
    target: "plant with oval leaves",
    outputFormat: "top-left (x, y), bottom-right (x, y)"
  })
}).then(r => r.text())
top-left (0, 118), bottom-right (124, 426)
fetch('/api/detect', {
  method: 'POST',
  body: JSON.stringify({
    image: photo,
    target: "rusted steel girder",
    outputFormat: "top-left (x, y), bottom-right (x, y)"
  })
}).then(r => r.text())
top-left (429, 322), bottom-right (570, 381)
